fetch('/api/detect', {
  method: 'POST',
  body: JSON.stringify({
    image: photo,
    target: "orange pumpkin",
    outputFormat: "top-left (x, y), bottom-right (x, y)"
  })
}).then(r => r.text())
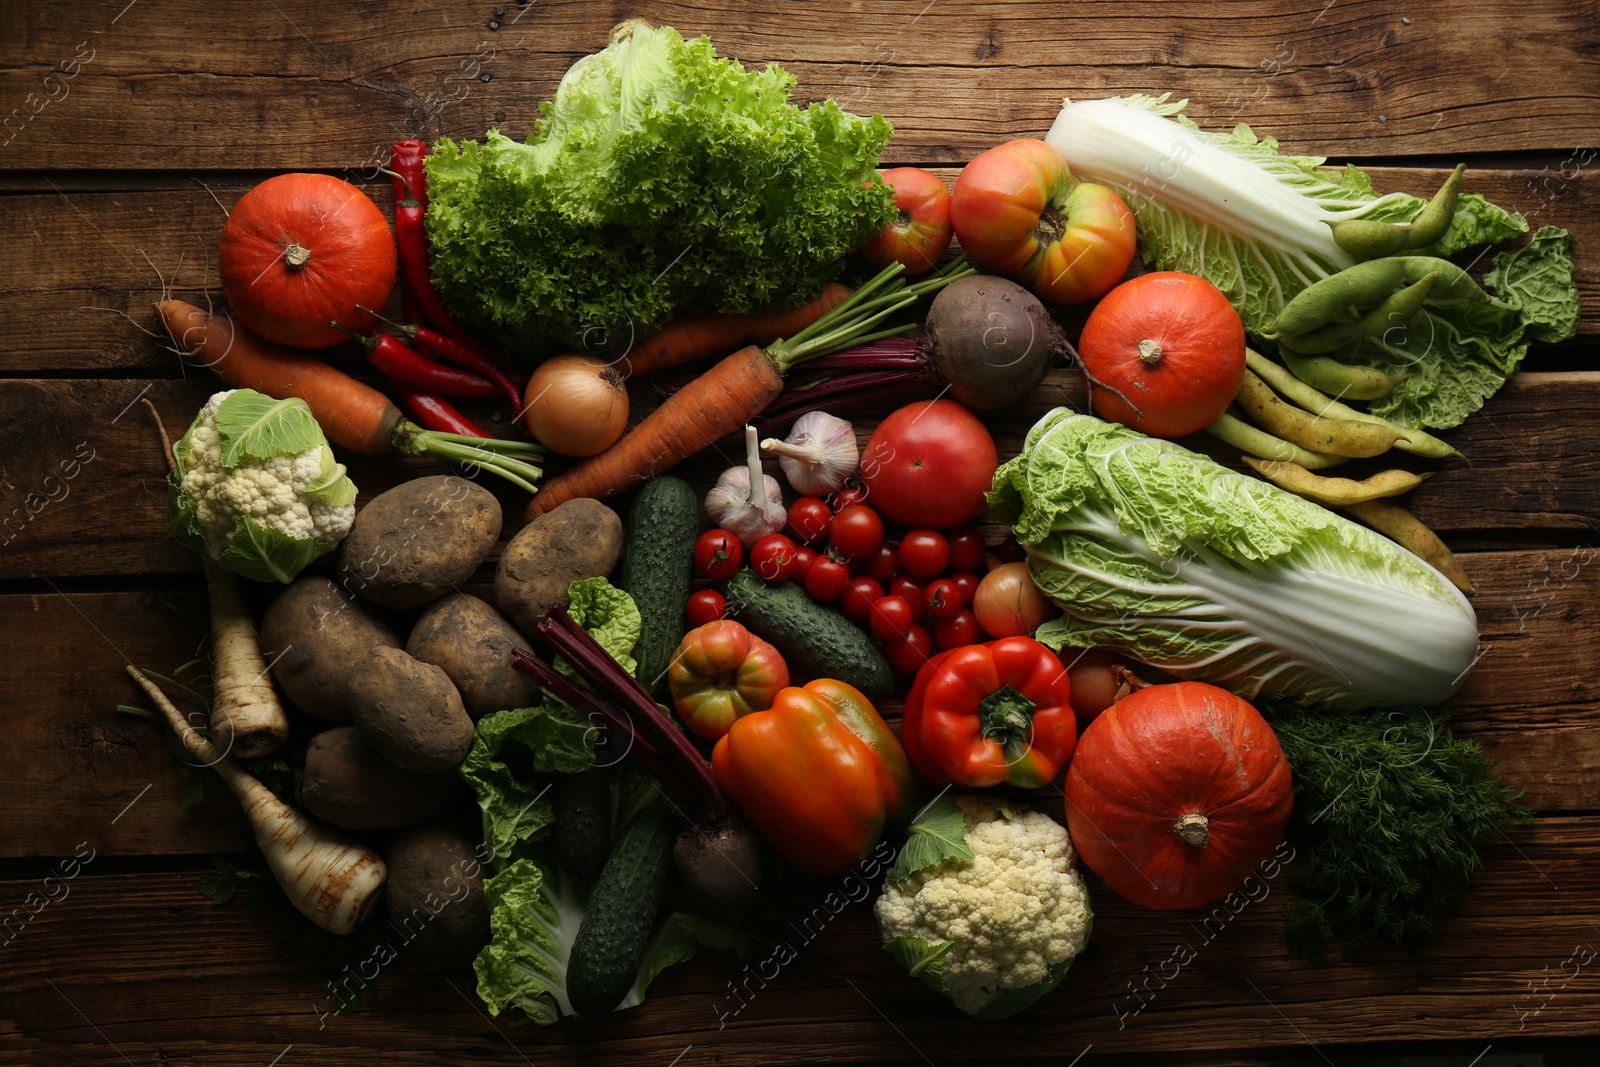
top-left (1075, 271), bottom-right (1246, 438)
top-left (1064, 681), bottom-right (1292, 910)
top-left (218, 173), bottom-right (396, 349)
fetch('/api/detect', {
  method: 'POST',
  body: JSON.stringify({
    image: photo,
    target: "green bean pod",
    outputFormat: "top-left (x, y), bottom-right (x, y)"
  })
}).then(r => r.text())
top-left (1267, 258), bottom-right (1412, 338)
top-left (1394, 255), bottom-right (1495, 304)
top-left (1278, 271), bottom-right (1438, 355)
top-left (1279, 349), bottom-right (1408, 400)
top-left (1235, 369), bottom-right (1402, 458)
top-left (1242, 456), bottom-right (1429, 507)
top-left (1205, 413), bottom-right (1348, 470)
top-left (1328, 163), bottom-right (1466, 259)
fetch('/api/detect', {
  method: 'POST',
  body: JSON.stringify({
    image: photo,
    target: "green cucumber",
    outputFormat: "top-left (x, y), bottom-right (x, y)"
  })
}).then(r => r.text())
top-left (615, 476), bottom-right (698, 695)
top-left (552, 766), bottom-right (611, 882)
top-left (723, 567), bottom-right (893, 701)
top-left (566, 808), bottom-right (674, 1016)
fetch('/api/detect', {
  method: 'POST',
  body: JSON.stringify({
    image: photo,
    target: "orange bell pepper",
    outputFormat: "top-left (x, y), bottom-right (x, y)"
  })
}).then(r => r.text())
top-left (711, 678), bottom-right (914, 877)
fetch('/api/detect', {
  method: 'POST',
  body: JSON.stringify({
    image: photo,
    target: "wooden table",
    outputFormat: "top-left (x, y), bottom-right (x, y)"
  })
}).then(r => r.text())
top-left (3, 1), bottom-right (1597, 1063)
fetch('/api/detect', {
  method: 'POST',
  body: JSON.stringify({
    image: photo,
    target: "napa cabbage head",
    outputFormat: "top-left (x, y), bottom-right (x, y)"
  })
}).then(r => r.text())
top-left (989, 411), bottom-right (1478, 710)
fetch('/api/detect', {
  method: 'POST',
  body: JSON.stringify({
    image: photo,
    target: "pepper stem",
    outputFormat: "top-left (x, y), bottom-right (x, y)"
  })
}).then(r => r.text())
top-left (978, 684), bottom-right (1035, 747)
top-left (1173, 813), bottom-right (1210, 848)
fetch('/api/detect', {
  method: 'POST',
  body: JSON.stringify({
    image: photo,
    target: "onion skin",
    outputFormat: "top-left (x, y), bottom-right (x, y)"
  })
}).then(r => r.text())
top-left (973, 562), bottom-right (1059, 638)
top-left (523, 355), bottom-right (629, 457)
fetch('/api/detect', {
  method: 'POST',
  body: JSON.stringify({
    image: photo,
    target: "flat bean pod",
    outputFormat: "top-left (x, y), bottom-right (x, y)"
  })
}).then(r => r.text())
top-left (1341, 499), bottom-right (1474, 595)
top-left (1394, 255), bottom-right (1496, 304)
top-left (1268, 258), bottom-right (1412, 338)
top-left (1278, 272), bottom-right (1438, 354)
top-left (1204, 413), bottom-right (1348, 470)
top-left (1235, 370), bottom-right (1401, 458)
top-left (1242, 457), bottom-right (1428, 507)
top-left (1279, 349), bottom-right (1407, 400)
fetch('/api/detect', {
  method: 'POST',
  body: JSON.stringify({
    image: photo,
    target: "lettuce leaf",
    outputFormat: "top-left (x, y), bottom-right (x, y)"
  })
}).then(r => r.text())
top-left (425, 22), bottom-right (895, 355)
top-left (990, 410), bottom-right (1480, 710)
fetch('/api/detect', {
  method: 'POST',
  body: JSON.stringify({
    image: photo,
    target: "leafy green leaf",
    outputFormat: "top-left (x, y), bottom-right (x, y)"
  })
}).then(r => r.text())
top-left (474, 855), bottom-right (588, 1023)
top-left (621, 911), bottom-right (750, 1011)
top-left (882, 935), bottom-right (951, 995)
top-left (461, 704), bottom-right (596, 865)
top-left (886, 794), bottom-right (973, 885)
top-left (217, 516), bottom-right (336, 585)
top-left (1484, 225), bottom-right (1579, 344)
top-left (564, 577), bottom-right (642, 675)
top-left (302, 445), bottom-right (357, 507)
top-left (213, 391), bottom-right (327, 467)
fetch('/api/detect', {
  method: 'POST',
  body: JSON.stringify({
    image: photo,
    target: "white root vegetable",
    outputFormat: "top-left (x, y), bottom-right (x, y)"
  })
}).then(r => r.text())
top-left (761, 411), bottom-right (858, 495)
top-left (705, 425), bottom-right (786, 546)
top-left (127, 665), bottom-right (387, 935)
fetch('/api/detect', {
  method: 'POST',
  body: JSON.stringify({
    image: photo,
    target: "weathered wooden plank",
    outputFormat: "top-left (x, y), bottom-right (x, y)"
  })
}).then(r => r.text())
top-left (2, 542), bottom-right (1594, 860)
top-left (2, 0), bottom-right (1596, 172)
top-left (2, 819), bottom-right (1597, 1062)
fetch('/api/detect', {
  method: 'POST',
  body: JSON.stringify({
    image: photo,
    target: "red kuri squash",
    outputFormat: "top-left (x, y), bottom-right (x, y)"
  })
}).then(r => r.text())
top-left (1064, 680), bottom-right (1292, 910)
top-left (218, 173), bottom-right (397, 349)
top-left (1075, 271), bottom-right (1245, 439)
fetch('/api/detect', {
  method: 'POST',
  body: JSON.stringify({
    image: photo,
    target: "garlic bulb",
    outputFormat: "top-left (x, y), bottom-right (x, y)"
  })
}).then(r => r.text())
top-left (705, 426), bottom-right (787, 546)
top-left (761, 411), bottom-right (858, 496)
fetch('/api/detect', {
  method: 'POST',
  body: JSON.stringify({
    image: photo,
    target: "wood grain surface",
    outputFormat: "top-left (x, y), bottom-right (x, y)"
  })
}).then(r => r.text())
top-left (2, 0), bottom-right (1597, 1063)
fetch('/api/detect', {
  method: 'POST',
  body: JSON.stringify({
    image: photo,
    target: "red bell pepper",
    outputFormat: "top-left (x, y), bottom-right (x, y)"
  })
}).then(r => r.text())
top-left (901, 636), bottom-right (1077, 789)
top-left (667, 620), bottom-right (789, 740)
top-left (711, 678), bottom-right (914, 877)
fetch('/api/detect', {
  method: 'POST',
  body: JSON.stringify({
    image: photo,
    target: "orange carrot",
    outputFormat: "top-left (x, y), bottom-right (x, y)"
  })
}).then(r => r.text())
top-left (160, 299), bottom-right (401, 455)
top-left (619, 283), bottom-right (853, 379)
top-left (529, 345), bottom-right (783, 517)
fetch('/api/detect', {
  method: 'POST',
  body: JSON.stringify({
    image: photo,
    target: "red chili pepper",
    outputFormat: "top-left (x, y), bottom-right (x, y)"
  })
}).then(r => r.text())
top-left (361, 306), bottom-right (525, 411)
top-left (389, 140), bottom-right (429, 326)
top-left (392, 385), bottom-right (492, 438)
top-left (365, 333), bottom-right (500, 399)
top-left (388, 140), bottom-right (483, 348)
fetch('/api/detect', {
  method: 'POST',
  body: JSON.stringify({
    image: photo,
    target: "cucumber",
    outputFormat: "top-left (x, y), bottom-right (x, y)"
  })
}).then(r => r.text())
top-left (723, 568), bottom-right (894, 701)
top-left (566, 808), bottom-right (674, 1016)
top-left (552, 766), bottom-right (611, 882)
top-left (615, 476), bottom-right (698, 695)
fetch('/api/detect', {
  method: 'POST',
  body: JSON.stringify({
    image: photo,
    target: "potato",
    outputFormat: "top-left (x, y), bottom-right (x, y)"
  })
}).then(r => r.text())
top-left (385, 819), bottom-right (489, 951)
top-left (407, 594), bottom-right (539, 721)
top-left (303, 727), bottom-right (466, 831)
top-left (348, 647), bottom-right (475, 775)
top-left (338, 475), bottom-right (502, 609)
top-left (261, 576), bottom-right (403, 722)
top-left (496, 497), bottom-right (623, 634)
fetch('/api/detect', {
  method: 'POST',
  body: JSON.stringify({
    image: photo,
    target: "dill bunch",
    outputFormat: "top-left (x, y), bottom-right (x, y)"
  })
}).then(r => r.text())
top-left (1262, 702), bottom-right (1532, 961)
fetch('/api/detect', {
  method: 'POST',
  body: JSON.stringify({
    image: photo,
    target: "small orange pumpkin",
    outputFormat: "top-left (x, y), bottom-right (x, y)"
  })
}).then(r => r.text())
top-left (1075, 271), bottom-right (1246, 438)
top-left (218, 173), bottom-right (396, 349)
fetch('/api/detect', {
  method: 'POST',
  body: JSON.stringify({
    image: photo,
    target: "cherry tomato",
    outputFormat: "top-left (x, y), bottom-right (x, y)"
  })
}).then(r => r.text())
top-left (859, 544), bottom-right (900, 585)
top-left (898, 529), bottom-right (950, 578)
top-left (869, 595), bottom-right (915, 643)
top-left (839, 575), bottom-right (883, 624)
top-left (792, 545), bottom-right (818, 574)
top-left (884, 624), bottom-right (934, 673)
top-left (787, 496), bottom-right (833, 543)
top-left (889, 573), bottom-right (925, 608)
top-left (931, 608), bottom-right (980, 649)
top-left (829, 484), bottom-right (869, 513)
top-left (749, 533), bottom-right (800, 583)
top-left (923, 578), bottom-right (962, 619)
top-left (686, 589), bottom-right (727, 627)
top-left (694, 529), bottom-right (742, 580)
top-left (804, 555), bottom-right (851, 601)
top-left (946, 526), bottom-right (986, 572)
top-left (831, 505), bottom-right (885, 557)
top-left (859, 167), bottom-right (955, 276)
top-left (948, 571), bottom-right (980, 607)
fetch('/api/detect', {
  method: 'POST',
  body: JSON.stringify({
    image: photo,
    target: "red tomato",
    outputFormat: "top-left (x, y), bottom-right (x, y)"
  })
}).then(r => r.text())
top-left (792, 545), bottom-right (818, 574)
top-left (686, 589), bottom-right (727, 627)
top-left (948, 571), bottom-right (980, 606)
top-left (862, 544), bottom-right (901, 586)
top-left (749, 534), bottom-right (800, 583)
top-left (899, 529), bottom-right (951, 578)
top-left (859, 400), bottom-right (998, 528)
top-left (787, 497), bottom-right (834, 543)
top-left (830, 505), bottom-right (885, 557)
top-left (884, 625), bottom-right (934, 673)
top-left (840, 576), bottom-right (884, 624)
top-left (932, 609), bottom-right (980, 649)
top-left (924, 579), bottom-right (962, 619)
top-left (694, 529), bottom-right (742, 580)
top-left (804, 555), bottom-right (851, 602)
top-left (950, 138), bottom-right (1136, 305)
top-left (946, 526), bottom-right (986, 572)
top-left (829, 484), bottom-right (869, 512)
top-left (859, 167), bottom-right (955, 276)
top-left (869, 596), bottom-right (915, 642)
top-left (889, 574), bottom-right (926, 609)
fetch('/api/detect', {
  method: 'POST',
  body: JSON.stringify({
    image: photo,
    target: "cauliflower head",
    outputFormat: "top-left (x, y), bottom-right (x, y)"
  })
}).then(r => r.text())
top-left (169, 389), bottom-right (357, 583)
top-left (876, 795), bottom-right (1092, 1018)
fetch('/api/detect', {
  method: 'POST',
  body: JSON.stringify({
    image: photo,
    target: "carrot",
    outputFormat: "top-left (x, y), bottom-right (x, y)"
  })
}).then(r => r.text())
top-left (527, 260), bottom-right (974, 519)
top-left (127, 666), bottom-right (388, 935)
top-left (619, 283), bottom-right (854, 379)
top-left (160, 300), bottom-right (547, 492)
top-left (160, 299), bottom-right (401, 455)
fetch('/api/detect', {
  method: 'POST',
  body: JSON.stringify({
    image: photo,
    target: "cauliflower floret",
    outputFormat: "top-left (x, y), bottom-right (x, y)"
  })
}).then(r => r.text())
top-left (173, 390), bottom-right (357, 581)
top-left (876, 795), bottom-right (1092, 1017)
